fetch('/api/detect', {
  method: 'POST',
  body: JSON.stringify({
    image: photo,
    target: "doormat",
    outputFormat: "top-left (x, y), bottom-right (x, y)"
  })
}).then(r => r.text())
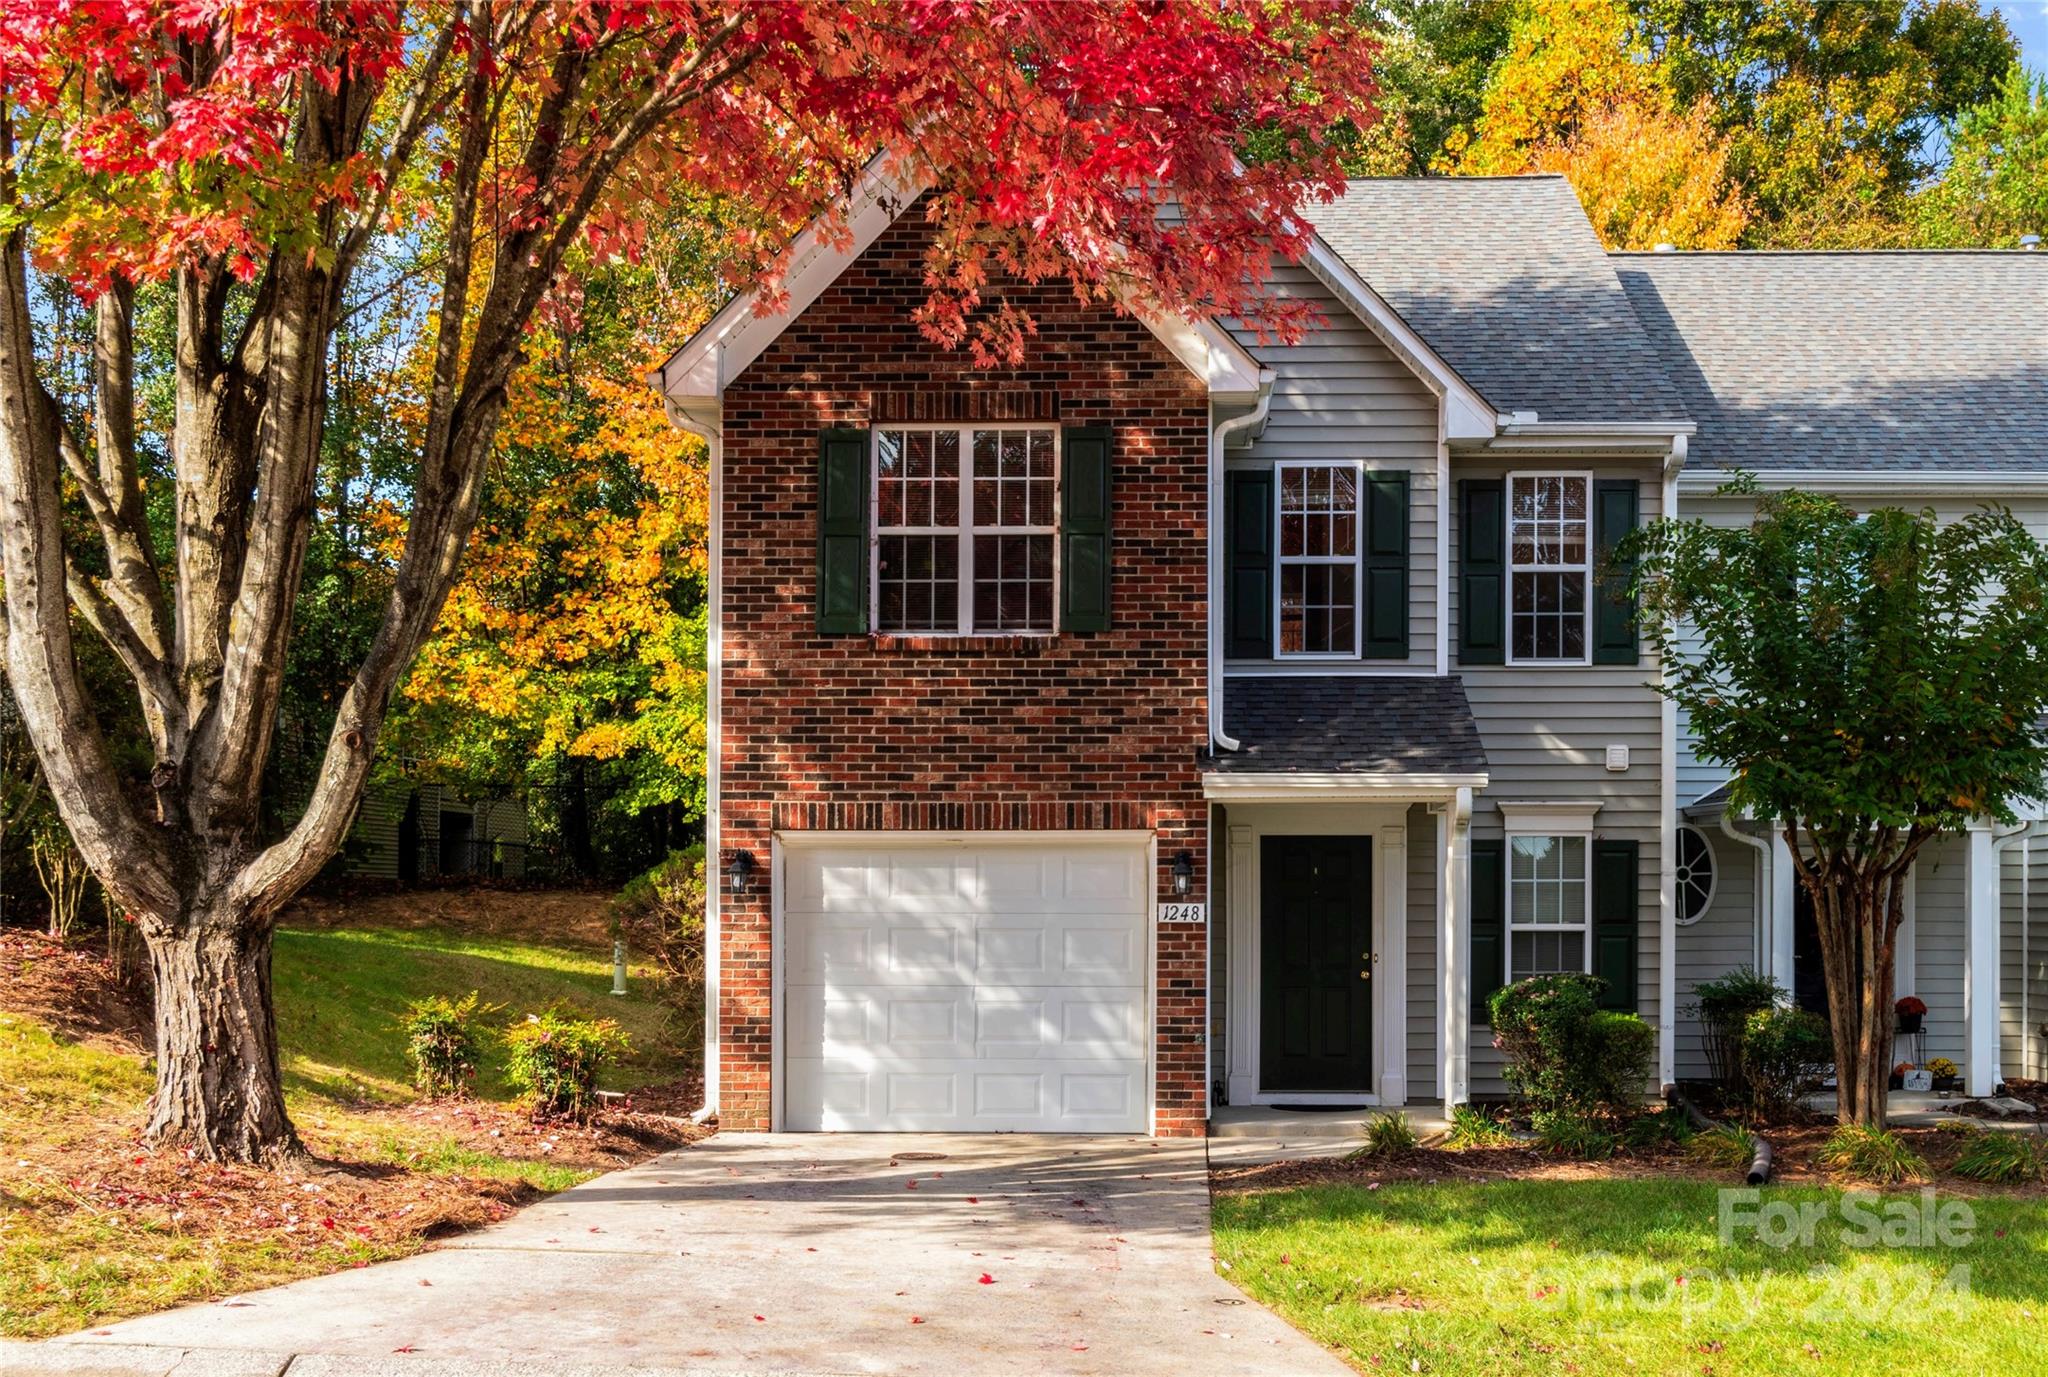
top-left (1265, 1103), bottom-right (1370, 1113)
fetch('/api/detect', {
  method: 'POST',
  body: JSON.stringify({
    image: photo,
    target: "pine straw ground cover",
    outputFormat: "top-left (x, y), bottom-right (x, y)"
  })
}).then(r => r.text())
top-left (1, 908), bottom-right (708, 1339)
top-left (1212, 1130), bottom-right (2047, 1377)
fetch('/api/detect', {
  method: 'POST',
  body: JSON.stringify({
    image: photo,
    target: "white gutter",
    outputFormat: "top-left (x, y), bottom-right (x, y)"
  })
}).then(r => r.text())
top-left (1715, 806), bottom-right (1772, 968)
top-left (1679, 470), bottom-right (2048, 496)
top-left (1657, 443), bottom-right (1681, 1093)
top-left (1202, 771), bottom-right (1488, 802)
top-left (1208, 373), bottom-right (1276, 753)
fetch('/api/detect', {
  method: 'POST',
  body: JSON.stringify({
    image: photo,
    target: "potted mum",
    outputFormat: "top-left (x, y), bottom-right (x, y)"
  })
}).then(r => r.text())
top-left (1895, 995), bottom-right (1927, 1034)
top-left (1927, 1057), bottom-right (1961, 1096)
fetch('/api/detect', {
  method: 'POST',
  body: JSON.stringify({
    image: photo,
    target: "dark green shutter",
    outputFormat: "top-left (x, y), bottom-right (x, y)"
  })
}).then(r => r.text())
top-left (1470, 838), bottom-right (1506, 1026)
top-left (1459, 478), bottom-right (1505, 666)
top-left (1061, 425), bottom-right (1112, 633)
top-left (1363, 469), bottom-right (1409, 659)
top-left (1592, 479), bottom-right (1640, 665)
top-left (816, 427), bottom-right (868, 634)
top-left (1226, 469), bottom-right (1273, 659)
top-left (1592, 837), bottom-right (1639, 1011)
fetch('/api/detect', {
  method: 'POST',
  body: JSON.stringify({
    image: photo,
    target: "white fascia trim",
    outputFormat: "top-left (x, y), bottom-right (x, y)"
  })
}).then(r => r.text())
top-left (650, 157), bottom-right (1265, 409)
top-left (1299, 233), bottom-right (1496, 442)
top-left (773, 828), bottom-right (1159, 847)
top-left (1496, 800), bottom-right (1603, 833)
top-left (1679, 469), bottom-right (2048, 496)
top-left (1202, 771), bottom-right (1488, 801)
top-left (1475, 420), bottom-right (1697, 457)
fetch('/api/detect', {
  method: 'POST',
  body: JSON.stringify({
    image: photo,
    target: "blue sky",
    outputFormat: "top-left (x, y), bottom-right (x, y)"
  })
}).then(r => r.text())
top-left (1997, 1), bottom-right (2048, 73)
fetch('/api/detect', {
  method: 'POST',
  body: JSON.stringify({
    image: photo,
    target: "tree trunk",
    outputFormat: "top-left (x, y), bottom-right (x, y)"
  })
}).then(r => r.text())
top-left (1811, 865), bottom-right (1902, 1129)
top-left (142, 915), bottom-right (302, 1164)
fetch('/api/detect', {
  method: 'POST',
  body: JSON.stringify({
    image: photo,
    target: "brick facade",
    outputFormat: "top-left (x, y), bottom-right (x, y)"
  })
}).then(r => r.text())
top-left (717, 206), bottom-right (1213, 1136)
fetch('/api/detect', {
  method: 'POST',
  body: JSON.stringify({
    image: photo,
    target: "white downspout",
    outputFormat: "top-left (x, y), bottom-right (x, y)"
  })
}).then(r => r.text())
top-left (1208, 372), bottom-right (1275, 752)
top-left (1657, 442), bottom-right (1682, 1094)
top-left (1717, 808), bottom-right (1771, 970)
top-left (656, 390), bottom-right (723, 1123)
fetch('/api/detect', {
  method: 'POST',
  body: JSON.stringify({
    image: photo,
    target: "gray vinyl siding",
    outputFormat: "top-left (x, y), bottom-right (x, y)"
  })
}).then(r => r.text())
top-left (1225, 261), bottom-right (1440, 671)
top-left (1911, 834), bottom-right (1969, 1068)
top-left (342, 781), bottom-right (410, 881)
top-left (1407, 803), bottom-right (1439, 1100)
top-left (2022, 837), bottom-right (2048, 1081)
top-left (1673, 824), bottom-right (1760, 1079)
top-left (2001, 840), bottom-right (2027, 1079)
top-left (1673, 490), bottom-right (2048, 805)
top-left (1453, 458), bottom-right (1668, 1096)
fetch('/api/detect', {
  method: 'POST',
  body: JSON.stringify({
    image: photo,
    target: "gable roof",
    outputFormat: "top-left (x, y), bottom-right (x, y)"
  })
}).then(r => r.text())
top-left (1615, 251), bottom-right (2048, 476)
top-left (1311, 176), bottom-right (1687, 425)
top-left (648, 158), bottom-right (1267, 420)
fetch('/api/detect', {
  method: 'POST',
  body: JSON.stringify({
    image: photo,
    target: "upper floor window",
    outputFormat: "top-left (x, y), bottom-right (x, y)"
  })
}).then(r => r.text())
top-left (873, 426), bottom-right (1055, 634)
top-left (1509, 472), bottom-right (1589, 664)
top-left (1277, 461), bottom-right (1361, 657)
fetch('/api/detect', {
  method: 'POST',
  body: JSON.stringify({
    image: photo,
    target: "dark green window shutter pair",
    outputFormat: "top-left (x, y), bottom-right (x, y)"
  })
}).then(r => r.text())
top-left (1469, 838), bottom-right (1505, 1026)
top-left (1458, 479), bottom-right (1506, 665)
top-left (1362, 470), bottom-right (1409, 658)
top-left (1470, 835), bottom-right (1638, 1021)
top-left (1225, 470), bottom-right (1273, 659)
top-left (1060, 425), bottom-right (1112, 633)
top-left (1592, 837), bottom-right (1640, 1010)
top-left (815, 425), bottom-right (1113, 634)
top-left (1225, 466), bottom-right (1408, 659)
top-left (816, 428), bottom-right (869, 634)
top-left (1592, 479), bottom-right (1640, 665)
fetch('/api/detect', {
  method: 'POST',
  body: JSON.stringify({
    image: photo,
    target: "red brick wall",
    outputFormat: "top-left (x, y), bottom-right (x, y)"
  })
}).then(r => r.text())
top-left (717, 207), bottom-right (1212, 1136)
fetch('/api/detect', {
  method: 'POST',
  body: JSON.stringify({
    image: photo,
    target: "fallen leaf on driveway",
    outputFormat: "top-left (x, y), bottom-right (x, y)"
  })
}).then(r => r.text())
top-left (754, 1315), bottom-right (766, 1322)
top-left (966, 1197), bottom-right (979, 1204)
top-left (910, 1316), bottom-right (925, 1325)
top-left (978, 1273), bottom-right (996, 1285)
top-left (906, 1180), bottom-right (919, 1190)
top-left (393, 1345), bottom-right (417, 1353)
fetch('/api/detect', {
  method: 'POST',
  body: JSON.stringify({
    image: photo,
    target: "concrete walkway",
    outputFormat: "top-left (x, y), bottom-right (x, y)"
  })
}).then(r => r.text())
top-left (17, 1134), bottom-right (1346, 1377)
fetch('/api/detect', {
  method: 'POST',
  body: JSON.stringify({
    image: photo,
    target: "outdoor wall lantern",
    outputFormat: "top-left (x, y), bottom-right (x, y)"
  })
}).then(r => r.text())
top-left (725, 848), bottom-right (756, 897)
top-left (1172, 850), bottom-right (1194, 897)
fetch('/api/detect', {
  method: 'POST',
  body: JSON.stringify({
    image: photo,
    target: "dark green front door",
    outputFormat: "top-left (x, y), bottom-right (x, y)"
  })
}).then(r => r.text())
top-left (1260, 835), bottom-right (1374, 1093)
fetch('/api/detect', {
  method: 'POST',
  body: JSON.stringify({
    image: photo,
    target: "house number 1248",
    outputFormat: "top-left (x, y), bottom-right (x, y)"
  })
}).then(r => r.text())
top-left (1157, 903), bottom-right (1207, 924)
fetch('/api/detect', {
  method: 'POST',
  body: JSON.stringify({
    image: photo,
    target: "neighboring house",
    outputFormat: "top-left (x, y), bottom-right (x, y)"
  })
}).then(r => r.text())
top-left (339, 780), bottom-right (530, 884)
top-left (649, 164), bottom-right (2047, 1135)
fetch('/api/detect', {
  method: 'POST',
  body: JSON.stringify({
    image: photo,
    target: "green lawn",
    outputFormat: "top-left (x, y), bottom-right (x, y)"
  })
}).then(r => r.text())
top-left (1214, 1178), bottom-right (2047, 1376)
top-left (2, 913), bottom-right (690, 1339)
top-left (274, 923), bottom-right (673, 1101)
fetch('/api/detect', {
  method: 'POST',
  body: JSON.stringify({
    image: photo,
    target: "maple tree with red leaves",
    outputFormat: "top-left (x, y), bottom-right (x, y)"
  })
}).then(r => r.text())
top-left (0, 1), bottom-right (1377, 1163)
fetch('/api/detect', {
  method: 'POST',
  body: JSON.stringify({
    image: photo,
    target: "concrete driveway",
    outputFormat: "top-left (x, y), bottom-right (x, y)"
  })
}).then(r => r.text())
top-left (25, 1133), bottom-right (1346, 1377)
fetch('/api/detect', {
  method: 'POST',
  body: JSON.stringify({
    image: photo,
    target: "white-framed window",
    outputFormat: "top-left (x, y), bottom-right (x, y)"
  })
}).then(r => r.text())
top-left (1275, 460), bottom-right (1362, 657)
top-left (872, 426), bottom-right (1057, 634)
top-left (1674, 824), bottom-right (1717, 925)
top-left (1507, 832), bottom-right (1592, 980)
top-left (1508, 472), bottom-right (1590, 664)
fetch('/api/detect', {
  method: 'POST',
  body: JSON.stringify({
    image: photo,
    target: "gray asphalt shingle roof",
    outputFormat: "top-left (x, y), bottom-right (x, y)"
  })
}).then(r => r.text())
top-left (1312, 176), bottom-right (1687, 424)
top-left (1205, 676), bottom-right (1488, 776)
top-left (1615, 252), bottom-right (2048, 473)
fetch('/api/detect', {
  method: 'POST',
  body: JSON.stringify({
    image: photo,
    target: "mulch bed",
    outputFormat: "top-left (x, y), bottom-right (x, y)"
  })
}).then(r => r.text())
top-left (1213, 1122), bottom-right (2047, 1199)
top-left (1, 925), bottom-right (152, 1052)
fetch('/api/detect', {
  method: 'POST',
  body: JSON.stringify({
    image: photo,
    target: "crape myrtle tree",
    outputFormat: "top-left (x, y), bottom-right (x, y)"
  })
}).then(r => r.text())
top-left (0, 0), bottom-right (1379, 1163)
top-left (1627, 479), bottom-right (2048, 1126)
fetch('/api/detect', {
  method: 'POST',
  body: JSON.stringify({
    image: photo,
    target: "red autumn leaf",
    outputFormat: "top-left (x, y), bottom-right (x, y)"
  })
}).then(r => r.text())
top-left (978, 1273), bottom-right (996, 1285)
top-left (753, 1315), bottom-right (765, 1322)
top-left (966, 1197), bottom-right (979, 1204)
top-left (910, 1316), bottom-right (925, 1325)
top-left (393, 1345), bottom-right (416, 1354)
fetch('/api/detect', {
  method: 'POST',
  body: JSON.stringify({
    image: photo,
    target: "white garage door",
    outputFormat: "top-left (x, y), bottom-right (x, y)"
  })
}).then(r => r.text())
top-left (781, 839), bottom-right (1150, 1132)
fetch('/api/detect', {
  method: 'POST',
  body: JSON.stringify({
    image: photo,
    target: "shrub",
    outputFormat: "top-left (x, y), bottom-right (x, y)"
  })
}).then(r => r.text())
top-left (1820, 1124), bottom-right (1928, 1185)
top-left (1445, 1104), bottom-right (1514, 1150)
top-left (610, 848), bottom-right (708, 1053)
top-left (1352, 1111), bottom-right (1420, 1159)
top-left (1688, 1123), bottom-right (1757, 1169)
top-left (1952, 1129), bottom-right (2046, 1184)
top-left (1489, 974), bottom-right (1652, 1116)
top-left (1621, 1104), bottom-right (1695, 1149)
top-left (399, 992), bottom-right (494, 1097)
top-left (1736, 1006), bottom-right (1833, 1117)
top-left (1688, 966), bottom-right (1785, 1090)
top-left (1532, 1109), bottom-right (1614, 1160)
top-left (503, 1009), bottom-right (633, 1120)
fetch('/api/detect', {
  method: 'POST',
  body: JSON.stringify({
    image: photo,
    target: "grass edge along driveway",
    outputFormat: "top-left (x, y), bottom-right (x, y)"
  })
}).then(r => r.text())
top-left (1212, 1176), bottom-right (2045, 1376)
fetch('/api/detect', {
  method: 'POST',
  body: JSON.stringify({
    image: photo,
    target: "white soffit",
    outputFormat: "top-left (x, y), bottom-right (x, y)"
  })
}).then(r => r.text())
top-left (649, 158), bottom-right (1266, 408)
top-left (1496, 800), bottom-right (1604, 834)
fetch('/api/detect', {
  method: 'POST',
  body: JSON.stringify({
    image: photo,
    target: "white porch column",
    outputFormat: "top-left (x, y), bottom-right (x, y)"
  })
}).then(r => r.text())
top-left (1378, 823), bottom-right (1409, 1107)
top-left (1441, 787), bottom-right (1473, 1112)
top-left (1965, 820), bottom-right (2003, 1097)
top-left (1769, 829), bottom-right (1797, 993)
